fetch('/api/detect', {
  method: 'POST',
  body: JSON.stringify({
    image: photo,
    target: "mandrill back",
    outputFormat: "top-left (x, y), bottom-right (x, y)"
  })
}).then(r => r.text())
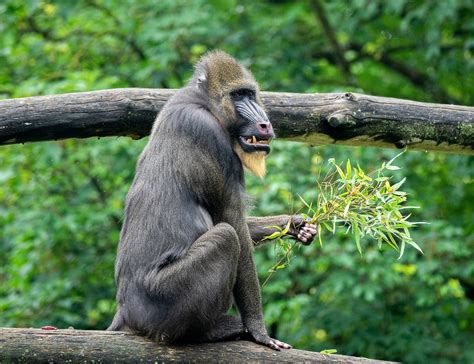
top-left (110, 84), bottom-right (244, 334)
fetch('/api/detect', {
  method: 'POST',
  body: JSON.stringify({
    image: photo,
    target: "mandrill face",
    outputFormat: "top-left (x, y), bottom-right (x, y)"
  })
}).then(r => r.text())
top-left (194, 50), bottom-right (275, 178)
top-left (230, 88), bottom-right (274, 178)
top-left (231, 88), bottom-right (274, 154)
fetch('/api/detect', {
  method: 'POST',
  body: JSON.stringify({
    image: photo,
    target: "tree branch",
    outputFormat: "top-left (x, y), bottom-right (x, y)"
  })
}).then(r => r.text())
top-left (309, 0), bottom-right (356, 85)
top-left (85, 0), bottom-right (146, 61)
top-left (349, 43), bottom-right (458, 104)
top-left (0, 89), bottom-right (472, 154)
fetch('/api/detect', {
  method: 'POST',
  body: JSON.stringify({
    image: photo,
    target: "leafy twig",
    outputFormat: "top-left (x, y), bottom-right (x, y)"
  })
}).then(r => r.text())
top-left (266, 152), bottom-right (424, 279)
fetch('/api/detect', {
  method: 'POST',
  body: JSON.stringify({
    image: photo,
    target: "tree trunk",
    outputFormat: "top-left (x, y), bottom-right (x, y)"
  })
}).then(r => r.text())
top-left (0, 328), bottom-right (396, 363)
top-left (0, 88), bottom-right (472, 154)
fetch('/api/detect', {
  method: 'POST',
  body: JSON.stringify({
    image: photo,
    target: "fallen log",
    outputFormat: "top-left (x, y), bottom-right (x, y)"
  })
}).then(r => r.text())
top-left (0, 328), bottom-right (396, 363)
top-left (0, 89), bottom-right (472, 154)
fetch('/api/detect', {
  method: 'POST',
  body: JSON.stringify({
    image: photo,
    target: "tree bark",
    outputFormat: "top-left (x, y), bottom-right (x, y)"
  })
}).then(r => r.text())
top-left (0, 328), bottom-right (396, 363)
top-left (0, 88), bottom-right (472, 154)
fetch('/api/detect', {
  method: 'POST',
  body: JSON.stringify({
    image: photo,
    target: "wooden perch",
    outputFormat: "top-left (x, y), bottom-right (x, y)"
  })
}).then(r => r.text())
top-left (0, 328), bottom-right (396, 363)
top-left (0, 88), bottom-right (472, 154)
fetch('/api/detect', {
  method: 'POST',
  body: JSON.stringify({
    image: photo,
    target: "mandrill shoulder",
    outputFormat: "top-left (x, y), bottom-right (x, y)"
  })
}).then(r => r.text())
top-left (160, 94), bottom-right (233, 154)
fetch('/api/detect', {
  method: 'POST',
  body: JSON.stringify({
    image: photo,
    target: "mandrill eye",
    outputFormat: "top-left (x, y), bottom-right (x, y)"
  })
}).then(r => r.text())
top-left (230, 88), bottom-right (255, 101)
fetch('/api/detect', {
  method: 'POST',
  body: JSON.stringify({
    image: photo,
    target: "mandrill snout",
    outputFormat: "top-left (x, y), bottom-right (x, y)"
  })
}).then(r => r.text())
top-left (256, 121), bottom-right (274, 138)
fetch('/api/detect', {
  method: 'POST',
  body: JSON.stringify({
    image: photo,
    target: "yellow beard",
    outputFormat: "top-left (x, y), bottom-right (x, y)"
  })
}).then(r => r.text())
top-left (235, 145), bottom-right (267, 178)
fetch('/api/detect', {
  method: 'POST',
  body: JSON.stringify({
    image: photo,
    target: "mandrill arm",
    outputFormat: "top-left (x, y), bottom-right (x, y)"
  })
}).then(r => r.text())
top-left (247, 215), bottom-right (317, 247)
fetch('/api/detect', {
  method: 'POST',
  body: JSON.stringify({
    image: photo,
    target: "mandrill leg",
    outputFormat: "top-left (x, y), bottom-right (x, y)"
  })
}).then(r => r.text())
top-left (147, 223), bottom-right (242, 342)
top-left (190, 314), bottom-right (245, 342)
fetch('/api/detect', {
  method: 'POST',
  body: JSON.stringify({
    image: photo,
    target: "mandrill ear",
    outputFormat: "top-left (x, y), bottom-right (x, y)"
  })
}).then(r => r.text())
top-left (196, 73), bottom-right (207, 90)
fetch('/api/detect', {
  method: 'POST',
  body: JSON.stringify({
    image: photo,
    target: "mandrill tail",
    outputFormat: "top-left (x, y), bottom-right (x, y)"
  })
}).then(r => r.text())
top-left (107, 309), bottom-right (125, 331)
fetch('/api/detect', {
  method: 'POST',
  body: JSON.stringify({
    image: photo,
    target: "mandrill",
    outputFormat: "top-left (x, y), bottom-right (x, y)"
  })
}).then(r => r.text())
top-left (108, 51), bottom-right (317, 350)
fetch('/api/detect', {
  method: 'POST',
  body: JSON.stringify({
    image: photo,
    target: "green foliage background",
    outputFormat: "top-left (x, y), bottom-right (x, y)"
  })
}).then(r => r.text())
top-left (0, 1), bottom-right (473, 362)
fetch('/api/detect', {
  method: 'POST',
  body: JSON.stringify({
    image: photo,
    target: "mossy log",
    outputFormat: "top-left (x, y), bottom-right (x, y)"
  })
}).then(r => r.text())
top-left (0, 328), bottom-right (397, 363)
top-left (0, 89), bottom-right (472, 154)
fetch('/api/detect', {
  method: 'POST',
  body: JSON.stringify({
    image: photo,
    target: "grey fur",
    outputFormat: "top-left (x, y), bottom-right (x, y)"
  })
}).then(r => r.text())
top-left (108, 51), bottom-right (316, 350)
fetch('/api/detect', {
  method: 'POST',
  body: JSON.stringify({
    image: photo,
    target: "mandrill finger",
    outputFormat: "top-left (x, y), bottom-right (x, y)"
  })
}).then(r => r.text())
top-left (254, 335), bottom-right (281, 351)
top-left (251, 332), bottom-right (292, 351)
top-left (272, 339), bottom-right (292, 349)
top-left (303, 226), bottom-right (317, 234)
top-left (268, 342), bottom-right (281, 351)
top-left (297, 234), bottom-right (308, 243)
top-left (299, 230), bottom-right (315, 239)
top-left (303, 225), bottom-right (316, 231)
top-left (301, 231), bottom-right (313, 238)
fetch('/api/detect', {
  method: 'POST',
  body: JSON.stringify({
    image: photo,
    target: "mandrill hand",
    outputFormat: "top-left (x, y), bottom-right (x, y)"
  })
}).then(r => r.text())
top-left (288, 215), bottom-right (318, 245)
top-left (246, 330), bottom-right (292, 351)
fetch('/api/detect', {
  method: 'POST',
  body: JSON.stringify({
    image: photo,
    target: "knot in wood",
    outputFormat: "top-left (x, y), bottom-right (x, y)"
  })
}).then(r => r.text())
top-left (395, 140), bottom-right (407, 149)
top-left (328, 112), bottom-right (357, 128)
top-left (343, 92), bottom-right (355, 101)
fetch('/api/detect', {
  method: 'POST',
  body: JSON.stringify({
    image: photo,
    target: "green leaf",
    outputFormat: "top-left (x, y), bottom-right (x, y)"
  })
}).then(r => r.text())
top-left (281, 219), bottom-right (291, 235)
top-left (391, 177), bottom-right (407, 191)
top-left (320, 349), bottom-right (338, 355)
top-left (335, 164), bottom-right (345, 179)
top-left (318, 223), bottom-right (323, 247)
top-left (264, 231), bottom-right (283, 240)
top-left (406, 239), bottom-right (424, 254)
top-left (343, 201), bottom-right (351, 218)
top-left (354, 224), bottom-right (362, 255)
top-left (398, 240), bottom-right (406, 259)
top-left (386, 150), bottom-right (406, 168)
top-left (298, 194), bottom-right (312, 211)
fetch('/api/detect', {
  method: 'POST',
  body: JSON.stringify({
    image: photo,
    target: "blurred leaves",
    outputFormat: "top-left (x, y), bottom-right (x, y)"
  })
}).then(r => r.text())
top-left (0, 1), bottom-right (473, 363)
